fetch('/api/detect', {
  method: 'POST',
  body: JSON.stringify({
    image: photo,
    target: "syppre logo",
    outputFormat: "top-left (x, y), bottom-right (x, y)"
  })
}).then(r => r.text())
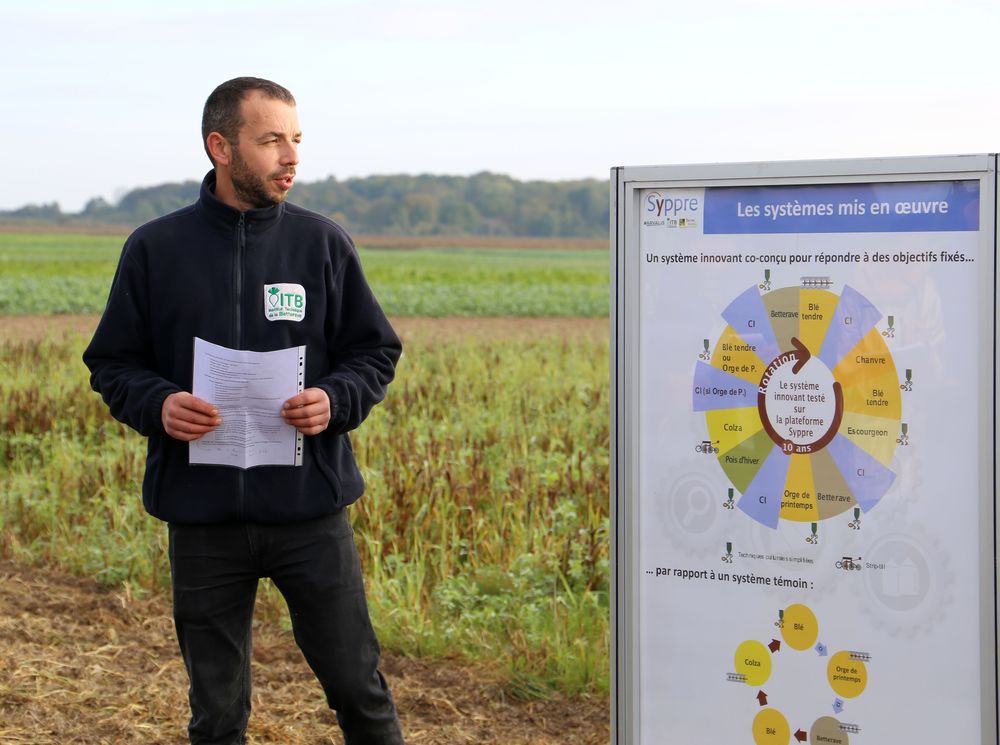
top-left (643, 189), bottom-right (701, 228)
top-left (264, 283), bottom-right (306, 322)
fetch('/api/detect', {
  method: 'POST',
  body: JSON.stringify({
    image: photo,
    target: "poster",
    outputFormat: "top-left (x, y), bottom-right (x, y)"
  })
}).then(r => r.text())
top-left (621, 171), bottom-right (992, 745)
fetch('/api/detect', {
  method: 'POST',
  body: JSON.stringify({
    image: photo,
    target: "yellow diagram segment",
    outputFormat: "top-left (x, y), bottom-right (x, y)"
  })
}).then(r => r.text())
top-left (752, 709), bottom-right (790, 745)
top-left (833, 328), bottom-right (901, 420)
top-left (711, 325), bottom-right (767, 386)
top-left (706, 407), bottom-right (764, 454)
top-left (828, 651), bottom-right (868, 698)
top-left (781, 604), bottom-right (819, 650)
top-left (779, 453), bottom-right (819, 522)
top-left (735, 640), bottom-right (772, 687)
top-left (798, 289), bottom-right (837, 355)
top-left (841, 410), bottom-right (898, 466)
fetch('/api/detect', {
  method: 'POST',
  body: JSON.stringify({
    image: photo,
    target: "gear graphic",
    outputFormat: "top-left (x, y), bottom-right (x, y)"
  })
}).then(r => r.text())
top-left (852, 520), bottom-right (953, 638)
top-left (652, 456), bottom-right (732, 559)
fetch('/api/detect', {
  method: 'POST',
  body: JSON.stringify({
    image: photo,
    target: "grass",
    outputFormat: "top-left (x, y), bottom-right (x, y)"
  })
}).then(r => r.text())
top-left (0, 228), bottom-right (612, 696)
top-left (0, 327), bottom-right (610, 696)
top-left (354, 335), bottom-right (609, 693)
top-left (0, 232), bottom-right (609, 317)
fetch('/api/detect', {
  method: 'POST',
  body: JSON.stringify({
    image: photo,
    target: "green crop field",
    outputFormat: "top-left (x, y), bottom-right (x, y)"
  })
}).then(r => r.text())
top-left (0, 231), bottom-right (611, 697)
top-left (0, 232), bottom-right (609, 317)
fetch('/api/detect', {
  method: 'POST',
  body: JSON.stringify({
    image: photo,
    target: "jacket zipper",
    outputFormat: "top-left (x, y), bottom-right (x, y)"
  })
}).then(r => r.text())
top-left (236, 213), bottom-right (246, 520)
top-left (235, 213), bottom-right (245, 346)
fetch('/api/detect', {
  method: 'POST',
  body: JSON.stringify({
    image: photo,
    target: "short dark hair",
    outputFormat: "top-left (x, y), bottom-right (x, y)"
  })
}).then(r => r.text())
top-left (201, 77), bottom-right (296, 164)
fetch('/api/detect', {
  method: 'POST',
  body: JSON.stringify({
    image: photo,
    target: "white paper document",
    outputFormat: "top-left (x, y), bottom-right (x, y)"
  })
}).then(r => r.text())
top-left (190, 337), bottom-right (305, 469)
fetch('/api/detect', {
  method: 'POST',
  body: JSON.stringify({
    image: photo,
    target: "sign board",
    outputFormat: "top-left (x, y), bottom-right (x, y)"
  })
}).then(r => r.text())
top-left (611, 156), bottom-right (997, 745)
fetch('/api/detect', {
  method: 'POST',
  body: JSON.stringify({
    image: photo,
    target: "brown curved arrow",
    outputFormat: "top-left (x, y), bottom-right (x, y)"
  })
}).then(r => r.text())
top-left (757, 340), bottom-right (843, 454)
top-left (790, 336), bottom-right (810, 374)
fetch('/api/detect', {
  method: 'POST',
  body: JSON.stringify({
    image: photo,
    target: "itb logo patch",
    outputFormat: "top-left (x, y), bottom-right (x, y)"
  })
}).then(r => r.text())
top-left (264, 283), bottom-right (306, 322)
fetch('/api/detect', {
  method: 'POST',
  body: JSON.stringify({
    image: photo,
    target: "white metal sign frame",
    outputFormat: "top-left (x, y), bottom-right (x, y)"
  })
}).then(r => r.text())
top-left (611, 155), bottom-right (997, 745)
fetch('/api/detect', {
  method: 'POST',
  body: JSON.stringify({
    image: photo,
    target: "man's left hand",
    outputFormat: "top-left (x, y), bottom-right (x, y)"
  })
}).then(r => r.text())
top-left (281, 387), bottom-right (331, 435)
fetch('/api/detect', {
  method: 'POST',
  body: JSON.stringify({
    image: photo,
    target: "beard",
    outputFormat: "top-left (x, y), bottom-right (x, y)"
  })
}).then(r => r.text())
top-left (230, 147), bottom-right (292, 209)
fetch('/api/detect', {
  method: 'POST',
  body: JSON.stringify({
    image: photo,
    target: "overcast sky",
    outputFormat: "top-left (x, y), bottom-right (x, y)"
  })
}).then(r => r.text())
top-left (5, 0), bottom-right (999, 212)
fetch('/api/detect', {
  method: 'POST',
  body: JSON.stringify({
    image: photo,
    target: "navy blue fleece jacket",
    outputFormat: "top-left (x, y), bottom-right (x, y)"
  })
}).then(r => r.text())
top-left (83, 172), bottom-right (401, 524)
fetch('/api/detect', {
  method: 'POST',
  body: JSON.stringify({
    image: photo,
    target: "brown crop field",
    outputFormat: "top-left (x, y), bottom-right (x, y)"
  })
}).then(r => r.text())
top-left (0, 224), bottom-right (606, 250)
top-left (0, 560), bottom-right (608, 744)
top-left (5, 314), bottom-right (609, 344)
top-left (1, 314), bottom-right (611, 744)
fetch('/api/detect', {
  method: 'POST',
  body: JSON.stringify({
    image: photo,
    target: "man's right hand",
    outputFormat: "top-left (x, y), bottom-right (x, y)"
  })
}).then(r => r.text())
top-left (162, 392), bottom-right (222, 441)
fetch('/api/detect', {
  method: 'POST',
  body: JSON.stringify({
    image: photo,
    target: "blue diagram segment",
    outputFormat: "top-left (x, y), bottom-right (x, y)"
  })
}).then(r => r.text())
top-left (817, 285), bottom-right (882, 369)
top-left (692, 362), bottom-right (758, 411)
top-left (737, 447), bottom-right (790, 529)
top-left (722, 286), bottom-right (782, 363)
top-left (826, 434), bottom-right (896, 512)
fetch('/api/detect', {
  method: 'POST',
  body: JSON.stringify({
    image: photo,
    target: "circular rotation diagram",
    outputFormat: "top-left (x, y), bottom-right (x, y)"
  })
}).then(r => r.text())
top-left (692, 284), bottom-right (902, 529)
top-left (732, 603), bottom-right (868, 745)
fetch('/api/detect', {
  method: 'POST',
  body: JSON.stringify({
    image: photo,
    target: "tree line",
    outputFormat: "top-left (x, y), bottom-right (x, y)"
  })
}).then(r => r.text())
top-left (3, 172), bottom-right (609, 238)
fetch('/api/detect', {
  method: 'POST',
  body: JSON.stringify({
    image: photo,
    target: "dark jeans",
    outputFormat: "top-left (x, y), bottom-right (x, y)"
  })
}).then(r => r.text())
top-left (168, 510), bottom-right (404, 745)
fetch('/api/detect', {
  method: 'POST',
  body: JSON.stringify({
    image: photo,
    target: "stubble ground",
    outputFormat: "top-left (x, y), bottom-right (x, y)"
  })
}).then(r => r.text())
top-left (1, 314), bottom-right (611, 744)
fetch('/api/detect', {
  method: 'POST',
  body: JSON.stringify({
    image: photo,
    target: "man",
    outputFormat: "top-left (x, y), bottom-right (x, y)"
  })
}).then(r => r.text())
top-left (83, 77), bottom-right (405, 745)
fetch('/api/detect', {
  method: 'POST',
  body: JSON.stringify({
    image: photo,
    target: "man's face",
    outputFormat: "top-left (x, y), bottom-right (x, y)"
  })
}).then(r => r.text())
top-left (227, 91), bottom-right (301, 210)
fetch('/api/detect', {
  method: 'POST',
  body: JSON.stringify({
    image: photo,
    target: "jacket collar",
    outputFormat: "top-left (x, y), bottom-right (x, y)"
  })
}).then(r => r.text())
top-left (195, 170), bottom-right (285, 233)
